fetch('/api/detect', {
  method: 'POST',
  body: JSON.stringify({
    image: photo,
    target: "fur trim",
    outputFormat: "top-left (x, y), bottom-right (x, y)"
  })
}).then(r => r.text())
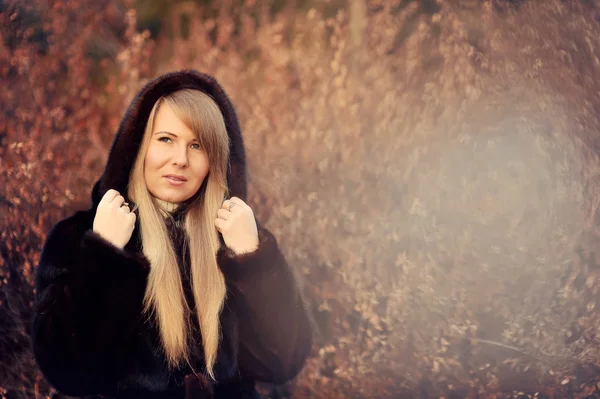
top-left (217, 225), bottom-right (313, 384)
top-left (216, 226), bottom-right (280, 282)
top-left (31, 211), bottom-right (149, 397)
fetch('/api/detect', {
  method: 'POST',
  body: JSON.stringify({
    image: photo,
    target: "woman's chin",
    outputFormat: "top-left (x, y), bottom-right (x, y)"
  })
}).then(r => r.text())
top-left (148, 185), bottom-right (196, 205)
top-left (152, 192), bottom-right (189, 205)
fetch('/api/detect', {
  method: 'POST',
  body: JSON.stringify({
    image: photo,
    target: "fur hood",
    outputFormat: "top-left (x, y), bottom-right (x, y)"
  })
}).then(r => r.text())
top-left (91, 70), bottom-right (247, 207)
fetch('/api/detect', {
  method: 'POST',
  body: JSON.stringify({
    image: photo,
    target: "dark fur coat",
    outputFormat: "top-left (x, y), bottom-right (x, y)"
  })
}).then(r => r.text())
top-left (30, 70), bottom-right (313, 399)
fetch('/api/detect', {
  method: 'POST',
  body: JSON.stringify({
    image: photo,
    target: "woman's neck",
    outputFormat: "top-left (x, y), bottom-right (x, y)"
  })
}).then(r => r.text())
top-left (155, 198), bottom-right (179, 214)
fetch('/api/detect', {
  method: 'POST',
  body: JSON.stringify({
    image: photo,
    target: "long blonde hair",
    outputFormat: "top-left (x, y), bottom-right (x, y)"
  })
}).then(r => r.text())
top-left (127, 89), bottom-right (230, 379)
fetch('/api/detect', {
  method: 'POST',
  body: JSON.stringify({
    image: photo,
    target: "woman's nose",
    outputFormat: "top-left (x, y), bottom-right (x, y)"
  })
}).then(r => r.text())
top-left (172, 147), bottom-right (189, 167)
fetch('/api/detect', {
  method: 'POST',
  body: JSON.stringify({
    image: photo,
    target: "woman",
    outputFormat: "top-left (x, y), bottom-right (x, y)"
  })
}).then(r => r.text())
top-left (30, 70), bottom-right (313, 399)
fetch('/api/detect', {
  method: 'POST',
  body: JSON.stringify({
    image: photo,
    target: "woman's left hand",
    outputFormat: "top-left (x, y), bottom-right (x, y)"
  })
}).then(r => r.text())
top-left (215, 197), bottom-right (259, 255)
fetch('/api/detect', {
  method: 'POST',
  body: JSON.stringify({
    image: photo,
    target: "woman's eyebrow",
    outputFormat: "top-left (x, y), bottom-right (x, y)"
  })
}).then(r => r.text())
top-left (154, 131), bottom-right (177, 137)
top-left (154, 131), bottom-right (199, 143)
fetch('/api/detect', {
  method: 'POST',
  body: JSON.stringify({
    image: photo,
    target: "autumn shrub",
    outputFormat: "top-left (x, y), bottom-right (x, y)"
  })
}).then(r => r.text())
top-left (4, 0), bottom-right (600, 398)
top-left (154, 0), bottom-right (600, 397)
top-left (0, 0), bottom-right (153, 397)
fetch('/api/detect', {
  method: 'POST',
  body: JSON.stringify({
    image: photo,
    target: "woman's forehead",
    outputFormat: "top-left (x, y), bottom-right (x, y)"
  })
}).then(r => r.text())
top-left (152, 102), bottom-right (197, 141)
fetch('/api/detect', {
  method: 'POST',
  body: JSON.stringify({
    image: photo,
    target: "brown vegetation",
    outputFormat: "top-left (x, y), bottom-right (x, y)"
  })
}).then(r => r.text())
top-left (4, 0), bottom-right (600, 397)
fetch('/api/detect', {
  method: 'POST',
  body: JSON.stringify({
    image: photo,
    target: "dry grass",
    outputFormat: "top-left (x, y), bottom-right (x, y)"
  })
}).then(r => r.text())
top-left (4, 0), bottom-right (600, 397)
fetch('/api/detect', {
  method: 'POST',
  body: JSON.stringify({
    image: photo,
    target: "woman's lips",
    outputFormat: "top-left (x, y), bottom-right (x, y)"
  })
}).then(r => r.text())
top-left (165, 175), bottom-right (187, 186)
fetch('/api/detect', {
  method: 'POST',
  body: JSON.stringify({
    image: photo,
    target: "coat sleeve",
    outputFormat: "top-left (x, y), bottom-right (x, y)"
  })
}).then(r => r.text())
top-left (30, 211), bottom-right (150, 397)
top-left (217, 224), bottom-right (313, 384)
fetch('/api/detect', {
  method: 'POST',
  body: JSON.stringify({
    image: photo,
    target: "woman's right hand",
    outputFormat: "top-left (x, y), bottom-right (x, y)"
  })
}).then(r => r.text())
top-left (92, 189), bottom-right (136, 249)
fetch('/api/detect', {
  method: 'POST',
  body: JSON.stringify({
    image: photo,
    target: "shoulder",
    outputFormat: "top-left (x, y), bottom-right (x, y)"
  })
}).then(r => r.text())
top-left (40, 209), bottom-right (95, 262)
top-left (45, 209), bottom-right (95, 242)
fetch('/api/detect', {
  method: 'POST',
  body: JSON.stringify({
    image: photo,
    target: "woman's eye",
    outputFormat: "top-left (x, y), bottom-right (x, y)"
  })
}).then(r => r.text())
top-left (158, 137), bottom-right (172, 143)
top-left (190, 143), bottom-right (201, 150)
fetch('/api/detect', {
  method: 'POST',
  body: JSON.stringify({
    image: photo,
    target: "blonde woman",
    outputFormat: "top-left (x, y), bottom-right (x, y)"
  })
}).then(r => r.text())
top-left (31, 70), bottom-right (312, 399)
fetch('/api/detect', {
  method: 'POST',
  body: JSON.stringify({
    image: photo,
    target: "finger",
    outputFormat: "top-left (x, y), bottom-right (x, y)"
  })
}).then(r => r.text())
top-left (128, 211), bottom-right (137, 222)
top-left (224, 198), bottom-right (243, 212)
top-left (221, 199), bottom-right (233, 210)
top-left (215, 217), bottom-right (226, 233)
top-left (229, 196), bottom-right (242, 204)
top-left (120, 203), bottom-right (131, 213)
top-left (229, 197), bottom-right (246, 207)
top-left (222, 200), bottom-right (237, 213)
top-left (101, 189), bottom-right (120, 204)
top-left (217, 209), bottom-right (229, 220)
top-left (110, 195), bottom-right (126, 207)
top-left (229, 197), bottom-right (249, 211)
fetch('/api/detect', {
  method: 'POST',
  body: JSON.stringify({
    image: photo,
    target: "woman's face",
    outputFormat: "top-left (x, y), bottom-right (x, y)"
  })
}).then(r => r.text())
top-left (144, 102), bottom-right (209, 204)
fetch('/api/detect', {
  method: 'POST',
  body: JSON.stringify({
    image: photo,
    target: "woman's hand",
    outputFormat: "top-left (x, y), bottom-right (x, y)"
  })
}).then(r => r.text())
top-left (93, 189), bottom-right (136, 249)
top-left (215, 197), bottom-right (259, 255)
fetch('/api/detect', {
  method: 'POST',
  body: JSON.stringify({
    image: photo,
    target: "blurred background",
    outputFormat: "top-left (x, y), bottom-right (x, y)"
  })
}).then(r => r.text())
top-left (4, 0), bottom-right (600, 397)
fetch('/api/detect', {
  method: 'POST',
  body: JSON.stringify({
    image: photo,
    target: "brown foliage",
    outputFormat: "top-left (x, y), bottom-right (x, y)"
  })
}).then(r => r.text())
top-left (5, 0), bottom-right (600, 398)
top-left (0, 0), bottom-right (152, 397)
